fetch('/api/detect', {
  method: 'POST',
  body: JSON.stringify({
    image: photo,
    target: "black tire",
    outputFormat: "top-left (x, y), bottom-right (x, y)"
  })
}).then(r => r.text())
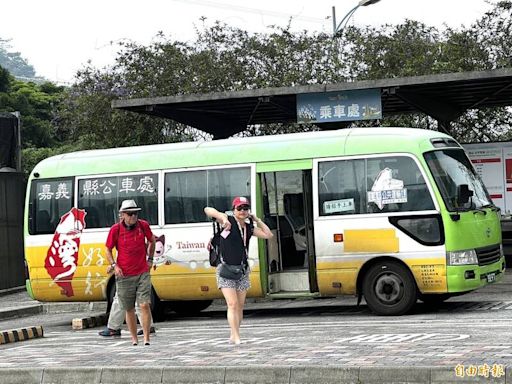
top-left (363, 260), bottom-right (417, 316)
top-left (169, 300), bottom-right (213, 315)
top-left (150, 288), bottom-right (165, 322)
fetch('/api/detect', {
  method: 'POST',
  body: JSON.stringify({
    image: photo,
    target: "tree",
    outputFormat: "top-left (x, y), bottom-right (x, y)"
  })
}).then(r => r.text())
top-left (473, 0), bottom-right (512, 69)
top-left (0, 65), bottom-right (66, 176)
top-left (51, 1), bottom-right (512, 152)
top-left (0, 65), bottom-right (10, 93)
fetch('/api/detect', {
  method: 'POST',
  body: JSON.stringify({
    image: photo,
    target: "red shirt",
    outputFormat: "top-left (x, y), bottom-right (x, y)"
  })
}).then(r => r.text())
top-left (105, 219), bottom-right (154, 276)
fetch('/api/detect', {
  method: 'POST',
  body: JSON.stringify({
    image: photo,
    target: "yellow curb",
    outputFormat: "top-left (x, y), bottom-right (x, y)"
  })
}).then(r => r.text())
top-left (0, 326), bottom-right (44, 345)
top-left (72, 314), bottom-right (108, 330)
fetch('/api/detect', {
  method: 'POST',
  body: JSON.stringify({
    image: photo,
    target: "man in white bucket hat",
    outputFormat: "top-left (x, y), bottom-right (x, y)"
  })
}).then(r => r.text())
top-left (105, 199), bottom-right (155, 346)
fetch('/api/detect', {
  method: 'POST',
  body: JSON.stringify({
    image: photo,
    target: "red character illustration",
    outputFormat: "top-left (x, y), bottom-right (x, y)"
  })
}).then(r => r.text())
top-left (44, 208), bottom-right (86, 297)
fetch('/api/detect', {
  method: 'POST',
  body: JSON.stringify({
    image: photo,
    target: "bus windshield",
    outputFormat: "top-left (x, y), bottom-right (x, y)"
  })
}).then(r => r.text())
top-left (424, 149), bottom-right (492, 211)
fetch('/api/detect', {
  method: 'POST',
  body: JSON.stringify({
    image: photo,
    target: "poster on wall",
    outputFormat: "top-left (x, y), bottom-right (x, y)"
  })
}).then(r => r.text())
top-left (466, 147), bottom-right (505, 212)
top-left (503, 148), bottom-right (512, 215)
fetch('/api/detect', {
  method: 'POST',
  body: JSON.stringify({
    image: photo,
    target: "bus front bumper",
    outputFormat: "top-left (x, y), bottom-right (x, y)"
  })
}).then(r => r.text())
top-left (446, 256), bottom-right (506, 293)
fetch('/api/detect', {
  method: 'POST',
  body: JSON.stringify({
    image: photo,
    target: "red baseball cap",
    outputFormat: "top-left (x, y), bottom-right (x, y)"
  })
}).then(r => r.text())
top-left (232, 196), bottom-right (250, 209)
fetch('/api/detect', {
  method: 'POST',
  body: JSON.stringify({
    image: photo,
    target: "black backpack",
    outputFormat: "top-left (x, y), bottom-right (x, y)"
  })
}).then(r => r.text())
top-left (208, 220), bottom-right (222, 267)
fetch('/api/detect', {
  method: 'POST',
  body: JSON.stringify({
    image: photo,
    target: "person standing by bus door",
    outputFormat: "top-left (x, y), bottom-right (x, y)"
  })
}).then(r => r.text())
top-left (105, 199), bottom-right (155, 346)
top-left (204, 197), bottom-right (273, 344)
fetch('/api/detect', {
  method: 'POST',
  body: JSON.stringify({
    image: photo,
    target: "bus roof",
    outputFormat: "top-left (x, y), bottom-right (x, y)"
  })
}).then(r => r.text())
top-left (31, 127), bottom-right (452, 179)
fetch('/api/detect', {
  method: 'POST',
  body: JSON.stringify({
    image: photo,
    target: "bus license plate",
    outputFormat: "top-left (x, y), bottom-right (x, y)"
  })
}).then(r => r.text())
top-left (487, 273), bottom-right (496, 283)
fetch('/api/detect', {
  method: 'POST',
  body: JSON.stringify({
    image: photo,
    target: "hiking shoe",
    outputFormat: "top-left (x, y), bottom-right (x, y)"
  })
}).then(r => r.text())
top-left (99, 327), bottom-right (121, 337)
top-left (137, 326), bottom-right (155, 336)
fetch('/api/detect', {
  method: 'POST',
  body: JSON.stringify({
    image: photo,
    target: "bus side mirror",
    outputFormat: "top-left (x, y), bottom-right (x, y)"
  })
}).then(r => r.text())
top-left (457, 184), bottom-right (473, 206)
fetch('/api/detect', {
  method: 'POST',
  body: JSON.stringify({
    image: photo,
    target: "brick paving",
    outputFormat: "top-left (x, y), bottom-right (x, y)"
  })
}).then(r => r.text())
top-left (0, 273), bottom-right (511, 382)
top-left (0, 300), bottom-right (511, 371)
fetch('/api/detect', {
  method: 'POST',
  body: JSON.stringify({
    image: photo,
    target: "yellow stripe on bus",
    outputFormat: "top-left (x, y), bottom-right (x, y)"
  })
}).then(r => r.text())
top-left (344, 229), bottom-right (399, 253)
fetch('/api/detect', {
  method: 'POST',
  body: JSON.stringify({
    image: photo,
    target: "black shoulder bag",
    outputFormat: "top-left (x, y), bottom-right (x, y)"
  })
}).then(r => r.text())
top-left (208, 220), bottom-right (222, 267)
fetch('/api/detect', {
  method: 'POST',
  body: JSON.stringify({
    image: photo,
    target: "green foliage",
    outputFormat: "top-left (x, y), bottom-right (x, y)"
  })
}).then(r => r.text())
top-left (343, 20), bottom-right (444, 80)
top-left (0, 71), bottom-right (65, 148)
top-left (21, 147), bottom-right (56, 178)
top-left (0, 65), bottom-right (11, 92)
top-left (5, 1), bottom-right (512, 181)
top-left (472, 1), bottom-right (512, 69)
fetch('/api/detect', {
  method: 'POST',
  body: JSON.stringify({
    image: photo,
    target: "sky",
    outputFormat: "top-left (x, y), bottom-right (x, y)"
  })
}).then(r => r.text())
top-left (1, 0), bottom-right (494, 84)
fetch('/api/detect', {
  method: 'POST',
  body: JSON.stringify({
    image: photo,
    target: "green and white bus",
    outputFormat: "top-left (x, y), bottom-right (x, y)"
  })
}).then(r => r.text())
top-left (24, 127), bottom-right (505, 316)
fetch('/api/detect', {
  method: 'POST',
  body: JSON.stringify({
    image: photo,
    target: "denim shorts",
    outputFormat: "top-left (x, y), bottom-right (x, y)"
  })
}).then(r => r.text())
top-left (116, 272), bottom-right (151, 310)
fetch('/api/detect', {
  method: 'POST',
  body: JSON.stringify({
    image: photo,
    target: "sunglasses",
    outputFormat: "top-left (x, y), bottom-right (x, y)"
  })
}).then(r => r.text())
top-left (125, 212), bottom-right (138, 217)
top-left (236, 206), bottom-right (250, 211)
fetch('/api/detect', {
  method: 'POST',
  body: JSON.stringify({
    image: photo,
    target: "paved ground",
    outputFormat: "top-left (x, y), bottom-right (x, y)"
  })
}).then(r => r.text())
top-left (1, 275), bottom-right (512, 383)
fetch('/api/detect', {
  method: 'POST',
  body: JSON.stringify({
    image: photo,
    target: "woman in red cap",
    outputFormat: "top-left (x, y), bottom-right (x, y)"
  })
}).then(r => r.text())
top-left (204, 196), bottom-right (272, 344)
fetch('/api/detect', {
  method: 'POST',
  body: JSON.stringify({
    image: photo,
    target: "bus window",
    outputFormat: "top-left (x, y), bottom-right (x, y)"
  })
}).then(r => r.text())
top-left (77, 173), bottom-right (158, 228)
top-left (318, 159), bottom-right (365, 216)
top-left (30, 178), bottom-right (73, 234)
top-left (164, 167), bottom-right (251, 224)
top-left (366, 156), bottom-right (435, 213)
top-left (165, 170), bottom-right (207, 224)
top-left (319, 156), bottom-right (435, 216)
top-left (424, 149), bottom-right (491, 211)
top-left (207, 168), bottom-right (251, 213)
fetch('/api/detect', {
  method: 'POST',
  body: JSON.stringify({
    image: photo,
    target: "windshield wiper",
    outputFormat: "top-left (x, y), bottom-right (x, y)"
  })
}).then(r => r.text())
top-left (481, 203), bottom-right (500, 213)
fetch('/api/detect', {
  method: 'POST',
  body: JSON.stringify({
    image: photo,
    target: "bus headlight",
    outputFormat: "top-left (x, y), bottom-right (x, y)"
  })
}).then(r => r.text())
top-left (447, 249), bottom-right (478, 265)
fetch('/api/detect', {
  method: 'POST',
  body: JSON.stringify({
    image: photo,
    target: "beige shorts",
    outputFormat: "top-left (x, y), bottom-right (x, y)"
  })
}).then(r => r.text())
top-left (116, 272), bottom-right (151, 311)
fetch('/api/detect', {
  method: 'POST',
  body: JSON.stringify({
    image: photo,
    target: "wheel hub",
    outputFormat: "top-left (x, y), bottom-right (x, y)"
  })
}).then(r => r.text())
top-left (375, 273), bottom-right (403, 304)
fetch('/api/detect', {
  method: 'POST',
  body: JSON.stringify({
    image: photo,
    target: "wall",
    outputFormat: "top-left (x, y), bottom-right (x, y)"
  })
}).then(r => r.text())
top-left (0, 172), bottom-right (25, 290)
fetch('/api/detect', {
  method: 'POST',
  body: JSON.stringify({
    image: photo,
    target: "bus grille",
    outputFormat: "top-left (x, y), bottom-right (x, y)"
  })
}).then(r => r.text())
top-left (476, 244), bottom-right (501, 266)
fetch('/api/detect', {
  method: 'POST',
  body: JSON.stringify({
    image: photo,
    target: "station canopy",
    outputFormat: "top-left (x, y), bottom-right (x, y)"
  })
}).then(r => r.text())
top-left (112, 68), bottom-right (512, 139)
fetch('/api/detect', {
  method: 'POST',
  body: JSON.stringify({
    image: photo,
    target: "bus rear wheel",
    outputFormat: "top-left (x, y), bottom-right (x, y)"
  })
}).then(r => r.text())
top-left (363, 261), bottom-right (417, 316)
top-left (170, 300), bottom-right (213, 315)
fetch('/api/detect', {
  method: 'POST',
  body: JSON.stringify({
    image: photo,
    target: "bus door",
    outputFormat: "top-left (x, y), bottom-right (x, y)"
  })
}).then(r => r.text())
top-left (259, 170), bottom-right (318, 294)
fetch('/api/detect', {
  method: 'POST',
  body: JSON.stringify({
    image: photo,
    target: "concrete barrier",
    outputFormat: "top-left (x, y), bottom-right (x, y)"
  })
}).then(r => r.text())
top-left (0, 368), bottom-right (43, 384)
top-left (0, 325), bottom-right (43, 345)
top-left (0, 305), bottom-right (42, 320)
top-left (72, 314), bottom-right (108, 330)
top-left (42, 368), bottom-right (102, 384)
top-left (225, 366), bottom-right (291, 384)
top-left (290, 366), bottom-right (359, 384)
top-left (163, 366), bottom-right (225, 384)
top-left (100, 367), bottom-right (163, 383)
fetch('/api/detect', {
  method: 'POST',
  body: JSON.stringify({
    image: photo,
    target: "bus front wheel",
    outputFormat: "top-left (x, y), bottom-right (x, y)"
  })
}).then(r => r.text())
top-left (363, 261), bottom-right (417, 316)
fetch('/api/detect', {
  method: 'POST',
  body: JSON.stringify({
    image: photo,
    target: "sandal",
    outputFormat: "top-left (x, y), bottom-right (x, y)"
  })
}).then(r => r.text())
top-left (137, 327), bottom-right (156, 336)
top-left (98, 327), bottom-right (121, 337)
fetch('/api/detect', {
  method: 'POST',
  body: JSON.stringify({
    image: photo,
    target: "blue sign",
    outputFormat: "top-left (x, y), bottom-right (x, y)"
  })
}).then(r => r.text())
top-left (296, 89), bottom-right (382, 123)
